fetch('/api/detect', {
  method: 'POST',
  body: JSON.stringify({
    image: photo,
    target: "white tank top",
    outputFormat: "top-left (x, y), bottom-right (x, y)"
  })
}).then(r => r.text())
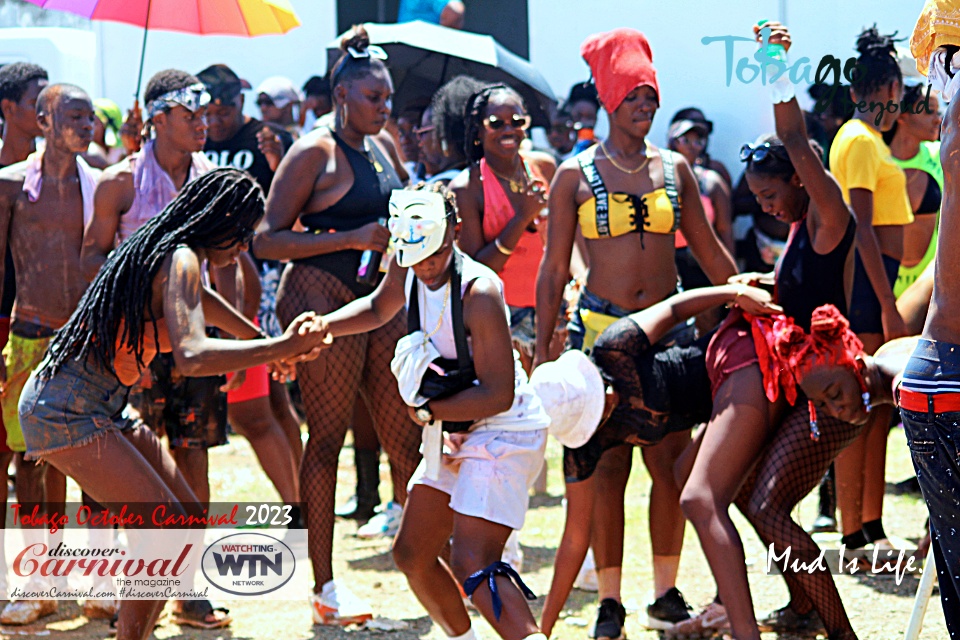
top-left (403, 251), bottom-right (549, 433)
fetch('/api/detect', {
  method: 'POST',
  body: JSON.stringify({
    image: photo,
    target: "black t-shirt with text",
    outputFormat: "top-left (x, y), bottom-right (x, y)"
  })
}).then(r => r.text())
top-left (204, 118), bottom-right (292, 195)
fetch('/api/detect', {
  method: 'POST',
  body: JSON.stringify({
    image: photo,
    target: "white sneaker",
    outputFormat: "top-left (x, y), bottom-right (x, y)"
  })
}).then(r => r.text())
top-left (356, 501), bottom-right (402, 539)
top-left (310, 580), bottom-right (373, 626)
top-left (574, 548), bottom-right (599, 592)
top-left (501, 530), bottom-right (524, 572)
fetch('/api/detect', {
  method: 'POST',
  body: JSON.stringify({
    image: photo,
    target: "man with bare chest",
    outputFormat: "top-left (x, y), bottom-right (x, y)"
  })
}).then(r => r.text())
top-left (0, 83), bottom-right (98, 624)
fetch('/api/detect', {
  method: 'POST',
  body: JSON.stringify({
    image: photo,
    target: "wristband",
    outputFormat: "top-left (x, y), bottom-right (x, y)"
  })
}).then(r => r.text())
top-left (494, 237), bottom-right (514, 256)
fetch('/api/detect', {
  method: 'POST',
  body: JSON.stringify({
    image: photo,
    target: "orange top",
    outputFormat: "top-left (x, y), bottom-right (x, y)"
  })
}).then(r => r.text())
top-left (114, 318), bottom-right (171, 386)
top-left (480, 156), bottom-right (545, 308)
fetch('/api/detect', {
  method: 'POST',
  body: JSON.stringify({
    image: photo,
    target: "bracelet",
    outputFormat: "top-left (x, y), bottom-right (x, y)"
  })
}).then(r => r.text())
top-left (494, 237), bottom-right (514, 256)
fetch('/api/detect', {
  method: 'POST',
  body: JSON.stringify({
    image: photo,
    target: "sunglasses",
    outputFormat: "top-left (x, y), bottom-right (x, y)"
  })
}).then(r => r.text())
top-left (256, 97), bottom-right (275, 108)
top-left (414, 125), bottom-right (435, 138)
top-left (740, 142), bottom-right (789, 164)
top-left (483, 114), bottom-right (531, 131)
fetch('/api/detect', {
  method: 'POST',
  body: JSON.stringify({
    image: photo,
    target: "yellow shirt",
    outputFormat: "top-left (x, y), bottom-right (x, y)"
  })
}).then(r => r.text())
top-left (828, 119), bottom-right (913, 227)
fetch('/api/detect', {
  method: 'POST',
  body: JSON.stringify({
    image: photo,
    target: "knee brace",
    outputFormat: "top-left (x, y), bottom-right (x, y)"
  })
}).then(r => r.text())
top-left (461, 560), bottom-right (535, 621)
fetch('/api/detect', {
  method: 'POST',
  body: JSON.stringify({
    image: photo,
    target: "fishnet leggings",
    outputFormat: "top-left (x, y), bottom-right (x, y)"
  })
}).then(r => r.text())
top-left (734, 401), bottom-right (864, 640)
top-left (276, 264), bottom-right (421, 589)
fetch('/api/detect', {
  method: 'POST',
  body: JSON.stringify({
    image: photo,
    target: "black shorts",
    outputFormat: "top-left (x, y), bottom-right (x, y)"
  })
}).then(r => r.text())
top-left (848, 252), bottom-right (900, 335)
top-left (137, 353), bottom-right (228, 450)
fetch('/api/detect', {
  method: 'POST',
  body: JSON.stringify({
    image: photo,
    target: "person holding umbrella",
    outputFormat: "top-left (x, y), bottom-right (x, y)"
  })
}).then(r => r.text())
top-left (535, 28), bottom-right (737, 638)
top-left (253, 26), bottom-right (421, 625)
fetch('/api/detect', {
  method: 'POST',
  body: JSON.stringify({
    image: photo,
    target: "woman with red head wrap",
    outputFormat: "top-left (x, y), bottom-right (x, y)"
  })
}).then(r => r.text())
top-left (668, 22), bottom-right (861, 639)
top-left (535, 27), bottom-right (737, 637)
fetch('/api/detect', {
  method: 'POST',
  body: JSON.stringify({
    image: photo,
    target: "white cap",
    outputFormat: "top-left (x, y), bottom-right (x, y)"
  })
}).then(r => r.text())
top-left (255, 76), bottom-right (302, 109)
top-left (388, 190), bottom-right (448, 267)
top-left (530, 350), bottom-right (605, 448)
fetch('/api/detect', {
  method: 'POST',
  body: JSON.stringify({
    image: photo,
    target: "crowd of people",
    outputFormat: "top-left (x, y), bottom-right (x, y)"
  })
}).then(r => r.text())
top-left (0, 4), bottom-right (957, 640)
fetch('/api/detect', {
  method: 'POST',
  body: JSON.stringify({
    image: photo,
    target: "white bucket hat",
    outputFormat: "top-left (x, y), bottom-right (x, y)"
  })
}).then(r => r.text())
top-left (530, 350), bottom-right (605, 448)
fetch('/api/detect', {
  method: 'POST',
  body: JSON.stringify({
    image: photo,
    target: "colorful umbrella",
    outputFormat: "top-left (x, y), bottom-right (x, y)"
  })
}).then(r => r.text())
top-left (24, 0), bottom-right (301, 97)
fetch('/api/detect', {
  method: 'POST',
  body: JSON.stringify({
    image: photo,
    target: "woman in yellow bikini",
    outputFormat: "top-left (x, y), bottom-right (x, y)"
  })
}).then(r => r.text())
top-left (535, 28), bottom-right (736, 637)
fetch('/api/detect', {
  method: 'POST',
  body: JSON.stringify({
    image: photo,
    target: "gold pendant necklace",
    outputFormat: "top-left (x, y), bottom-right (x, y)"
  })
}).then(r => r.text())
top-left (488, 162), bottom-right (526, 193)
top-left (600, 140), bottom-right (650, 174)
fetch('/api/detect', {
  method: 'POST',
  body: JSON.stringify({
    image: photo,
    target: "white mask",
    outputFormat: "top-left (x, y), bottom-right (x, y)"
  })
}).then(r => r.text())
top-left (388, 190), bottom-right (448, 267)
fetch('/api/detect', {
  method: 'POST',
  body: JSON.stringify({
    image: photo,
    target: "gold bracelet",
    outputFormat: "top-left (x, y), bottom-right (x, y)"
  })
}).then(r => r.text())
top-left (494, 237), bottom-right (514, 256)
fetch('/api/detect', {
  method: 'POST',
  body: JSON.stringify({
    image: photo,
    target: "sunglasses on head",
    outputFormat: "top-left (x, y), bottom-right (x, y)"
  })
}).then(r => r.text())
top-left (740, 142), bottom-right (789, 164)
top-left (483, 114), bottom-right (531, 131)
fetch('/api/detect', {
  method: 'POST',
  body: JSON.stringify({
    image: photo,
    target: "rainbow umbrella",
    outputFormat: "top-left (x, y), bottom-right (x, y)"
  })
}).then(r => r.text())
top-left (24, 0), bottom-right (301, 97)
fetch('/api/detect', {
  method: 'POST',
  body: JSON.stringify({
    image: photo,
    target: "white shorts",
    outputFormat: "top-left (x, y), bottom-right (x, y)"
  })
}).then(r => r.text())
top-left (409, 428), bottom-right (547, 530)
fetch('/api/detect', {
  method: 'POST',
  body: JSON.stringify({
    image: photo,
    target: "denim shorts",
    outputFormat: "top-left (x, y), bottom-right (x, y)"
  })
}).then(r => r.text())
top-left (567, 287), bottom-right (694, 353)
top-left (900, 338), bottom-right (960, 636)
top-left (18, 358), bottom-right (136, 461)
top-left (848, 252), bottom-right (900, 335)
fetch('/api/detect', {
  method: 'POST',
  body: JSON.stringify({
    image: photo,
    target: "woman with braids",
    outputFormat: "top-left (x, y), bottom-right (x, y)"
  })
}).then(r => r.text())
top-left (421, 75), bottom-right (484, 186)
top-left (535, 28), bottom-right (737, 638)
top-left (17, 168), bottom-right (328, 640)
top-left (828, 25), bottom-right (910, 561)
top-left (252, 26), bottom-right (421, 623)
top-left (883, 82), bottom-right (943, 297)
top-left (323, 183), bottom-right (550, 640)
top-left (668, 22), bottom-right (859, 639)
top-left (451, 83), bottom-right (556, 371)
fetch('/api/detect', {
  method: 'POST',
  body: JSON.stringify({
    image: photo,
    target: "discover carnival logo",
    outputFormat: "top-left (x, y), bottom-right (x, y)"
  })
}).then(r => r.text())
top-left (201, 532), bottom-right (296, 596)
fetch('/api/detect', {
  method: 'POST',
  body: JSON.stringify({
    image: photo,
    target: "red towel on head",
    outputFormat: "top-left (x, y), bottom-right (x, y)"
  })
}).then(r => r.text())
top-left (580, 28), bottom-right (659, 113)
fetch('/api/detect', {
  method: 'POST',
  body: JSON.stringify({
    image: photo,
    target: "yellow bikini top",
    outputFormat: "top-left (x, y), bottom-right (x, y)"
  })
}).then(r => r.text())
top-left (576, 144), bottom-right (681, 243)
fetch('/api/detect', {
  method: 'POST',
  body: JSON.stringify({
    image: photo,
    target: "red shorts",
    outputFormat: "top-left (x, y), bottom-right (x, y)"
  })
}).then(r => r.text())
top-left (226, 364), bottom-right (270, 404)
top-left (706, 314), bottom-right (759, 398)
top-left (0, 317), bottom-right (12, 454)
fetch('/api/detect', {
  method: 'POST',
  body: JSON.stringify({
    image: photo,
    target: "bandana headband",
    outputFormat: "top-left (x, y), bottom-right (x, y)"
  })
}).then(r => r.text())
top-left (146, 83), bottom-right (211, 120)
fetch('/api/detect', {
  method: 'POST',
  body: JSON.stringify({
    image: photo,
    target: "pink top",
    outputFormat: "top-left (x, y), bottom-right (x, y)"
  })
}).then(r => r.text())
top-left (479, 156), bottom-right (545, 308)
top-left (118, 140), bottom-right (214, 243)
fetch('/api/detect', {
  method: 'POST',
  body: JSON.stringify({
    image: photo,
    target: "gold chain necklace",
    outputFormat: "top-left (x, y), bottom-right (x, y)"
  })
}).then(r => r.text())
top-left (488, 162), bottom-right (527, 193)
top-left (421, 281), bottom-right (451, 344)
top-left (600, 140), bottom-right (650, 174)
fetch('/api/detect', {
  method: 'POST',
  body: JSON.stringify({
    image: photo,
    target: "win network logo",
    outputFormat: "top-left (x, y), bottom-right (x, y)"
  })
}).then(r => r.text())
top-left (201, 532), bottom-right (296, 596)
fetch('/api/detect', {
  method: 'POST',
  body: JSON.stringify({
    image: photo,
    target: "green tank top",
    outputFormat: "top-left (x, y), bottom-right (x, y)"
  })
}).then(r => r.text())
top-left (893, 140), bottom-right (942, 298)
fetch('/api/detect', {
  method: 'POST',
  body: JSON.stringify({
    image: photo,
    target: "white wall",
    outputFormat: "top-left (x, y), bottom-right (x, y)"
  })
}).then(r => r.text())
top-left (529, 0), bottom-right (926, 173)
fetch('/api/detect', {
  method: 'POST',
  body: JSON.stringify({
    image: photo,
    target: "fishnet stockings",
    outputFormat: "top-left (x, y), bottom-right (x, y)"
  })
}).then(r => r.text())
top-left (734, 401), bottom-right (864, 640)
top-left (276, 264), bottom-right (421, 589)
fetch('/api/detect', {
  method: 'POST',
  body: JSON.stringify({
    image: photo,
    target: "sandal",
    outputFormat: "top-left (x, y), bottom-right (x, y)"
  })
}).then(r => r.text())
top-left (171, 600), bottom-right (232, 630)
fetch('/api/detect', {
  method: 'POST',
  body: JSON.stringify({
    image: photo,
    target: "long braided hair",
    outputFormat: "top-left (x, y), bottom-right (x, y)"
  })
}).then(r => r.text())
top-left (40, 168), bottom-right (264, 380)
top-left (463, 83), bottom-right (525, 164)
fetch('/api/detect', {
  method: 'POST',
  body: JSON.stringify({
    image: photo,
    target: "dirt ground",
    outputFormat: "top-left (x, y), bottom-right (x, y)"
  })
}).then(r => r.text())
top-left (2, 426), bottom-right (946, 640)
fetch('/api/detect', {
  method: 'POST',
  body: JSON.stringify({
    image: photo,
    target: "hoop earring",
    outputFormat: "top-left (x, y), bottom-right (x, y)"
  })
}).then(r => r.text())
top-left (441, 139), bottom-right (449, 154)
top-left (339, 104), bottom-right (349, 129)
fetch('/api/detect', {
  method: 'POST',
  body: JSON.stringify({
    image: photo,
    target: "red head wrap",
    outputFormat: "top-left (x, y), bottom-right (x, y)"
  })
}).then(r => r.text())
top-left (746, 305), bottom-right (865, 407)
top-left (580, 28), bottom-right (660, 113)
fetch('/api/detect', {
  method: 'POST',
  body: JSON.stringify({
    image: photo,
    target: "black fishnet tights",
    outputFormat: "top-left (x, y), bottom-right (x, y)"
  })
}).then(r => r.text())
top-left (276, 264), bottom-right (421, 589)
top-left (734, 401), bottom-right (864, 640)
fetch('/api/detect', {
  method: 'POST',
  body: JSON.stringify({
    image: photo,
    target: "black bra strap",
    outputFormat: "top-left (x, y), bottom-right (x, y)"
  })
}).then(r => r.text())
top-left (577, 146), bottom-right (610, 237)
top-left (660, 149), bottom-right (681, 232)
top-left (406, 251), bottom-right (471, 371)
